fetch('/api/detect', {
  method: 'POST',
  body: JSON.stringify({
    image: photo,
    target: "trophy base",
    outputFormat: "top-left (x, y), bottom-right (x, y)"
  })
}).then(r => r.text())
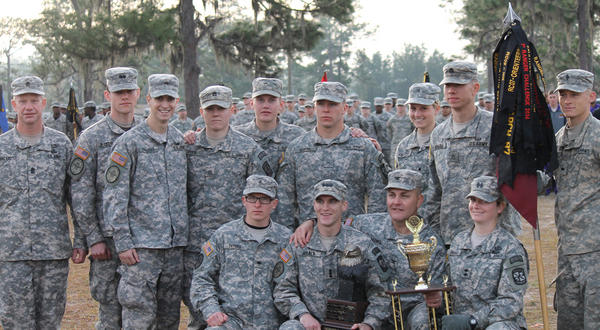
top-left (414, 283), bottom-right (429, 290)
top-left (324, 299), bottom-right (366, 330)
top-left (322, 320), bottom-right (355, 330)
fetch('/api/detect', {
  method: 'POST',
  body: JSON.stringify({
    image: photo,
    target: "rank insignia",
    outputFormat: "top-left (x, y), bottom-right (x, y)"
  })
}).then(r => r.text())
top-left (203, 241), bottom-right (213, 257)
top-left (111, 152), bottom-right (127, 166)
top-left (279, 248), bottom-right (291, 263)
top-left (74, 146), bottom-right (90, 160)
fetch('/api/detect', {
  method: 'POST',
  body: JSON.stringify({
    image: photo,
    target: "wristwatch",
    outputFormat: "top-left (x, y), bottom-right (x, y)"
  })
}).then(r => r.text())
top-left (469, 315), bottom-right (477, 329)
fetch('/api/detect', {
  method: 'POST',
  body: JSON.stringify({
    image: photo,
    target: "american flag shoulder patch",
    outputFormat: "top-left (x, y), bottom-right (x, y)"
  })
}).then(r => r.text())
top-left (279, 248), bottom-right (291, 263)
top-left (74, 146), bottom-right (90, 160)
top-left (203, 241), bottom-right (213, 257)
top-left (344, 217), bottom-right (354, 226)
top-left (111, 152), bottom-right (127, 167)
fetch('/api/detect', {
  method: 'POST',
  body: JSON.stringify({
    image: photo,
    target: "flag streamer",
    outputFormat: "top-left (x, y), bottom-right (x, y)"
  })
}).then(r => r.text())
top-left (0, 86), bottom-right (9, 133)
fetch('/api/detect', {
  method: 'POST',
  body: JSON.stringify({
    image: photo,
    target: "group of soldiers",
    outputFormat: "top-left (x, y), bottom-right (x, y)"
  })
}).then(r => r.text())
top-left (0, 59), bottom-right (598, 330)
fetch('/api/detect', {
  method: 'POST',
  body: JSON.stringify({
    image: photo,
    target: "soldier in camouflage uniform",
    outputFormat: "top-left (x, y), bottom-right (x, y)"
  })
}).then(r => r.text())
top-left (190, 175), bottom-right (292, 329)
top-left (435, 100), bottom-right (451, 124)
top-left (394, 83), bottom-right (440, 219)
top-left (444, 176), bottom-right (528, 330)
top-left (99, 101), bottom-right (111, 116)
top-left (170, 103), bottom-right (196, 133)
top-left (185, 85), bottom-right (272, 328)
top-left (373, 97), bottom-right (393, 161)
top-left (274, 180), bottom-right (390, 330)
top-left (82, 100), bottom-right (102, 130)
top-left (344, 97), bottom-right (369, 132)
top-left (0, 76), bottom-right (73, 329)
top-left (425, 61), bottom-right (521, 246)
top-left (483, 93), bottom-right (494, 112)
top-left (294, 102), bottom-right (317, 131)
top-left (276, 81), bottom-right (388, 230)
top-left (280, 94), bottom-right (299, 124)
top-left (44, 101), bottom-right (69, 135)
top-left (387, 97), bottom-right (414, 165)
top-left (360, 101), bottom-right (383, 139)
top-left (234, 78), bottom-right (305, 177)
top-left (103, 73), bottom-right (188, 329)
top-left (550, 69), bottom-right (600, 329)
top-left (231, 96), bottom-right (255, 126)
top-left (70, 67), bottom-right (142, 330)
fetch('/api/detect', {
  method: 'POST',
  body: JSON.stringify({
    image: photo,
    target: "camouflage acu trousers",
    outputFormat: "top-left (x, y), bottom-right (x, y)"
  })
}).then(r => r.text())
top-left (117, 247), bottom-right (184, 330)
top-left (89, 238), bottom-right (121, 330)
top-left (183, 251), bottom-right (206, 330)
top-left (0, 259), bottom-right (69, 330)
top-left (556, 250), bottom-right (600, 330)
top-left (383, 301), bottom-right (430, 330)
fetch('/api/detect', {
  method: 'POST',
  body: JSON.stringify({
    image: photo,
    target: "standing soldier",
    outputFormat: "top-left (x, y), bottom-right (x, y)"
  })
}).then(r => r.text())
top-left (295, 102), bottom-right (317, 131)
top-left (280, 94), bottom-right (299, 124)
top-left (103, 73), bottom-right (188, 329)
top-left (0, 76), bottom-right (74, 329)
top-left (184, 85), bottom-right (272, 329)
top-left (274, 180), bottom-right (390, 330)
top-left (170, 103), bottom-right (195, 133)
top-left (435, 100), bottom-right (451, 124)
top-left (360, 101), bottom-right (381, 139)
top-left (387, 97), bottom-right (415, 164)
top-left (344, 97), bottom-right (369, 132)
top-left (190, 175), bottom-right (291, 329)
top-left (81, 100), bottom-right (102, 130)
top-left (44, 101), bottom-right (69, 135)
top-left (276, 81), bottom-right (388, 229)
top-left (234, 78), bottom-right (305, 176)
top-left (426, 61), bottom-right (520, 246)
top-left (70, 67), bottom-right (142, 329)
top-left (373, 97), bottom-right (393, 161)
top-left (551, 69), bottom-right (600, 329)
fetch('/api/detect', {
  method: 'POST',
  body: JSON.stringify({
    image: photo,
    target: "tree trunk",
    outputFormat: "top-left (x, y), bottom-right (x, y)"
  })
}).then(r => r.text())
top-left (577, 0), bottom-right (593, 71)
top-left (6, 53), bottom-right (11, 109)
top-left (487, 57), bottom-right (493, 93)
top-left (180, 0), bottom-right (201, 119)
top-left (83, 59), bottom-right (94, 101)
top-left (287, 51), bottom-right (292, 94)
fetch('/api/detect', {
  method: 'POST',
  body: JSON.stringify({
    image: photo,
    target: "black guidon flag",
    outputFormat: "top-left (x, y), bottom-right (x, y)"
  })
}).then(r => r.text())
top-left (67, 87), bottom-right (82, 137)
top-left (490, 19), bottom-right (558, 228)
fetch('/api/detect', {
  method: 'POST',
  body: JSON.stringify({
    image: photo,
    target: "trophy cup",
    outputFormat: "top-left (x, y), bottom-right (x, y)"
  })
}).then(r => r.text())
top-left (397, 216), bottom-right (437, 290)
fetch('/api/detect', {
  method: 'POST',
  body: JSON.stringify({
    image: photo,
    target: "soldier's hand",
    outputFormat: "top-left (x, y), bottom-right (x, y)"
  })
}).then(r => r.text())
top-left (349, 127), bottom-right (368, 138)
top-left (368, 138), bottom-right (382, 151)
top-left (289, 219), bottom-right (315, 247)
top-left (206, 312), bottom-right (228, 326)
top-left (71, 248), bottom-right (87, 264)
top-left (119, 249), bottom-right (140, 265)
top-left (183, 130), bottom-right (197, 144)
top-left (299, 313), bottom-right (320, 330)
top-left (90, 242), bottom-right (111, 261)
top-left (351, 323), bottom-right (372, 330)
top-left (424, 291), bottom-right (442, 308)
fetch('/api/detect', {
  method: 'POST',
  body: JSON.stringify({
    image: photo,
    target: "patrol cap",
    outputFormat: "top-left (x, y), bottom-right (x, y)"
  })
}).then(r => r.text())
top-left (348, 93), bottom-right (359, 101)
top-left (105, 67), bottom-right (139, 92)
top-left (406, 83), bottom-right (441, 106)
top-left (200, 85), bottom-right (232, 109)
top-left (360, 101), bottom-right (371, 108)
top-left (383, 97), bottom-right (393, 105)
top-left (285, 94), bottom-right (295, 102)
top-left (84, 100), bottom-right (96, 108)
top-left (554, 69), bottom-right (594, 93)
top-left (313, 82), bottom-right (347, 103)
top-left (50, 102), bottom-right (61, 108)
top-left (313, 179), bottom-right (347, 201)
top-left (484, 93), bottom-right (494, 103)
top-left (397, 98), bottom-right (407, 106)
top-left (176, 104), bottom-right (186, 112)
top-left (7, 112), bottom-right (16, 119)
top-left (242, 92), bottom-right (252, 99)
top-left (440, 100), bottom-right (450, 107)
top-left (297, 93), bottom-right (307, 100)
top-left (477, 92), bottom-right (486, 100)
top-left (148, 74), bottom-right (179, 98)
top-left (59, 104), bottom-right (68, 109)
top-left (387, 92), bottom-right (398, 99)
top-left (373, 97), bottom-right (384, 106)
top-left (298, 105), bottom-right (306, 113)
top-left (244, 174), bottom-right (278, 199)
top-left (232, 97), bottom-right (240, 104)
top-left (99, 102), bottom-right (111, 109)
top-left (439, 61), bottom-right (478, 85)
top-left (236, 101), bottom-right (245, 111)
top-left (11, 76), bottom-right (45, 96)
top-left (385, 169), bottom-right (423, 191)
top-left (305, 102), bottom-right (314, 108)
top-left (252, 78), bottom-right (283, 98)
top-left (466, 175), bottom-right (501, 202)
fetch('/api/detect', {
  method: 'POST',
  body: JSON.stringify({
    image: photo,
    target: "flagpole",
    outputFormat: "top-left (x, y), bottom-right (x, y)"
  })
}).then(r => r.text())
top-left (533, 220), bottom-right (550, 330)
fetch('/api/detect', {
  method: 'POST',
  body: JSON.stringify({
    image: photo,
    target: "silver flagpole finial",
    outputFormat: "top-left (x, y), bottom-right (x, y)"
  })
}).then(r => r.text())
top-left (503, 2), bottom-right (521, 27)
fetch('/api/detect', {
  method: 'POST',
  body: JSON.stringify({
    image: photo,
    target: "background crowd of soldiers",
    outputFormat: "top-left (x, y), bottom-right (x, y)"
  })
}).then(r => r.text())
top-left (0, 58), bottom-right (599, 330)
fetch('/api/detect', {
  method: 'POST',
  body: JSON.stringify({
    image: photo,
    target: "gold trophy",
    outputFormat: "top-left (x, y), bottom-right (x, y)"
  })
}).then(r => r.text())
top-left (397, 216), bottom-right (437, 290)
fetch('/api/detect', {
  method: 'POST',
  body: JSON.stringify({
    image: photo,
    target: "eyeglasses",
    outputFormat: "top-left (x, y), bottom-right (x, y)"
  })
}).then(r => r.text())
top-left (245, 195), bottom-right (272, 204)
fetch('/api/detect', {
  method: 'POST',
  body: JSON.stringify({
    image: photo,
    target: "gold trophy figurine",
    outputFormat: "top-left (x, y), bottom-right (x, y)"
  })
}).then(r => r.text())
top-left (396, 216), bottom-right (437, 290)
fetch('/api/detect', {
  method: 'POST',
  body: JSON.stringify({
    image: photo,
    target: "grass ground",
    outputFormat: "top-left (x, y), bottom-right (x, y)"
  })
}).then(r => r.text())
top-left (2, 195), bottom-right (559, 329)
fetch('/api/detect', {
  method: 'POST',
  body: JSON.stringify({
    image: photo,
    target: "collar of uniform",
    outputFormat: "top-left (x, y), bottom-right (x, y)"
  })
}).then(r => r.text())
top-left (307, 223), bottom-right (346, 253)
top-left (311, 125), bottom-right (351, 145)
top-left (104, 114), bottom-right (140, 135)
top-left (382, 214), bottom-right (403, 241)
top-left (139, 120), bottom-right (169, 144)
top-left (448, 108), bottom-right (484, 138)
top-left (196, 127), bottom-right (233, 151)
top-left (404, 129), bottom-right (420, 150)
top-left (13, 127), bottom-right (49, 150)
top-left (455, 226), bottom-right (502, 253)
top-left (236, 217), bottom-right (278, 244)
top-left (558, 113), bottom-right (593, 149)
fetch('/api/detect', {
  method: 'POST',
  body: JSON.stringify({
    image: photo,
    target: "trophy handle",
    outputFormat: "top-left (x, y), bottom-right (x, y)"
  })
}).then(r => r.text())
top-left (396, 240), bottom-right (406, 257)
top-left (428, 236), bottom-right (437, 253)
